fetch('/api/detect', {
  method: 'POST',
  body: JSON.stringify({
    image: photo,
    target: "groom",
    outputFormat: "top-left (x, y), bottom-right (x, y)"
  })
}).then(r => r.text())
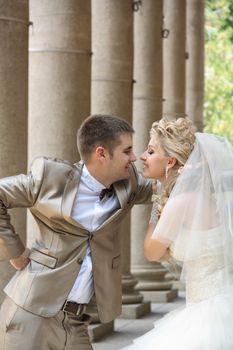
top-left (0, 114), bottom-right (152, 350)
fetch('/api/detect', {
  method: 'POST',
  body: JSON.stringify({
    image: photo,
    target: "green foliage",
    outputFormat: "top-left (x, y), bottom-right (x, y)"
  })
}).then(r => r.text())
top-left (204, 0), bottom-right (233, 142)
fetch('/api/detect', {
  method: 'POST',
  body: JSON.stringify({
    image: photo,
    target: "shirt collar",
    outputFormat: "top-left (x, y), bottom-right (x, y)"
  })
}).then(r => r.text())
top-left (82, 164), bottom-right (106, 193)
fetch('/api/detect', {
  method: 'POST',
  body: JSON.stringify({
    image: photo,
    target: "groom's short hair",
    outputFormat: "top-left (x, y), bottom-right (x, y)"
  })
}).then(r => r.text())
top-left (77, 114), bottom-right (134, 162)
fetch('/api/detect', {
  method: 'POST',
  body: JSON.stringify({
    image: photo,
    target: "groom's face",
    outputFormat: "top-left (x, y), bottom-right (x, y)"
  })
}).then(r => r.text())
top-left (105, 133), bottom-right (137, 183)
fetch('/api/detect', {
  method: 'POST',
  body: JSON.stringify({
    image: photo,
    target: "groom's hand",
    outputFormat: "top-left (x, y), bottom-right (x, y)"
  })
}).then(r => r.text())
top-left (10, 248), bottom-right (30, 270)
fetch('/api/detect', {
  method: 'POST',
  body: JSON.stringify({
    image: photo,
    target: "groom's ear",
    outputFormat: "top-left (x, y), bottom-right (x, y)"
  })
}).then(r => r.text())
top-left (96, 146), bottom-right (106, 159)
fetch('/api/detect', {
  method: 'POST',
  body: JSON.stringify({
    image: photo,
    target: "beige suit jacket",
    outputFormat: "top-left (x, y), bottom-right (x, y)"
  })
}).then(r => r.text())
top-left (0, 157), bottom-right (151, 323)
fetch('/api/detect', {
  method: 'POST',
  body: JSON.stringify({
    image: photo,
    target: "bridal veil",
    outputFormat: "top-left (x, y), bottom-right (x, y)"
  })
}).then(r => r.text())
top-left (152, 132), bottom-right (233, 290)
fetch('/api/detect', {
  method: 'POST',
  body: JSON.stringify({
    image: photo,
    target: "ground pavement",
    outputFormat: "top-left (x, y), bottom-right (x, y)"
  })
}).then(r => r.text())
top-left (93, 291), bottom-right (185, 350)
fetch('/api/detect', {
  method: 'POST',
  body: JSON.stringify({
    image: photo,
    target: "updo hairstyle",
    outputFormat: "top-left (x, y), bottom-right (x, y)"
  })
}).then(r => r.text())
top-left (150, 117), bottom-right (196, 215)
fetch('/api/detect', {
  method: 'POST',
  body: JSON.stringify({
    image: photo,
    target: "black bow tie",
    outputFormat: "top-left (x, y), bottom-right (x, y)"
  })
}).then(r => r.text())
top-left (99, 185), bottom-right (114, 201)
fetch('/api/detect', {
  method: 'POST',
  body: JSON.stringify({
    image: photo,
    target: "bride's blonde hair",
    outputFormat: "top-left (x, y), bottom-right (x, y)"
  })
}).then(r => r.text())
top-left (150, 117), bottom-right (196, 215)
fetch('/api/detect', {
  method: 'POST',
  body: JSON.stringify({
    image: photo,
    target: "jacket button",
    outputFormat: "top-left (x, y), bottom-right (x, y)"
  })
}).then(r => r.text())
top-left (77, 258), bottom-right (83, 265)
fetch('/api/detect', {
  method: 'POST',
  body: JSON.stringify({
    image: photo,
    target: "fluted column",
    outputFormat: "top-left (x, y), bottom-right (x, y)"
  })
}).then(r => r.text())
top-left (29, 0), bottom-right (91, 162)
top-left (28, 0), bottom-right (91, 245)
top-left (131, 0), bottom-right (177, 303)
top-left (163, 0), bottom-right (186, 117)
top-left (91, 0), bottom-right (149, 328)
top-left (0, 0), bottom-right (29, 302)
top-left (91, 0), bottom-right (133, 118)
top-left (186, 0), bottom-right (204, 131)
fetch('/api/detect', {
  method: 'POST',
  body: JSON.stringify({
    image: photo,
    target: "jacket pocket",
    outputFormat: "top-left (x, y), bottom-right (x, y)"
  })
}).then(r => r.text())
top-left (112, 255), bottom-right (121, 269)
top-left (29, 249), bottom-right (57, 269)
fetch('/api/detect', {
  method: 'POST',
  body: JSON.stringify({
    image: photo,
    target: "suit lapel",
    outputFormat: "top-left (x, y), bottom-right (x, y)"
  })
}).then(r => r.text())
top-left (61, 162), bottom-right (130, 229)
top-left (112, 164), bottom-right (137, 209)
top-left (113, 181), bottom-right (128, 209)
top-left (61, 161), bottom-right (86, 228)
top-left (94, 181), bottom-right (129, 230)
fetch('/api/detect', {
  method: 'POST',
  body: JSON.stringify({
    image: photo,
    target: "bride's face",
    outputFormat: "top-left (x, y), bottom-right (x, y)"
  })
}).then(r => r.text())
top-left (140, 137), bottom-right (169, 183)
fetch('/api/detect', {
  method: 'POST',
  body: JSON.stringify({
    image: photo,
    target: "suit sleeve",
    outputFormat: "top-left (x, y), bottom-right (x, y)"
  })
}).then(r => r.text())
top-left (0, 157), bottom-right (45, 260)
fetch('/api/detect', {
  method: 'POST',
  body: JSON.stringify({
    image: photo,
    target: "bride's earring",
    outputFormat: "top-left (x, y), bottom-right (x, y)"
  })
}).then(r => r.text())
top-left (165, 165), bottom-right (169, 179)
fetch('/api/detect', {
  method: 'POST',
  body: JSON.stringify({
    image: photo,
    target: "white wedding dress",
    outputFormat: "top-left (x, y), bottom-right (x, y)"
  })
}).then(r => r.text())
top-left (122, 133), bottom-right (233, 350)
top-left (121, 226), bottom-right (233, 350)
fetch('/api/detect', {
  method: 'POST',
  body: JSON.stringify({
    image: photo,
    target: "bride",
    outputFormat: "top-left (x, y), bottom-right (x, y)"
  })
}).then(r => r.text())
top-left (122, 117), bottom-right (233, 350)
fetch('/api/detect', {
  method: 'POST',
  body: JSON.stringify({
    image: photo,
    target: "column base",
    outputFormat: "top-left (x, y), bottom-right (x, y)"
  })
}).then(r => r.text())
top-left (140, 289), bottom-right (178, 302)
top-left (122, 293), bottom-right (143, 304)
top-left (135, 280), bottom-right (173, 291)
top-left (172, 280), bottom-right (185, 291)
top-left (120, 301), bottom-right (151, 319)
top-left (88, 321), bottom-right (114, 342)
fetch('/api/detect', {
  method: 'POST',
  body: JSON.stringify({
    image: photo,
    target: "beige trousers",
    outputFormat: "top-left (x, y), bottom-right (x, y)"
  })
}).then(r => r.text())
top-left (0, 297), bottom-right (93, 350)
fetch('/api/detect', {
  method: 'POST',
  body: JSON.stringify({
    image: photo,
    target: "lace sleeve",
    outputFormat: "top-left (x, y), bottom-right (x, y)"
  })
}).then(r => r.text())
top-left (149, 201), bottom-right (159, 225)
top-left (161, 254), bottom-right (182, 280)
top-left (149, 180), bottom-right (161, 225)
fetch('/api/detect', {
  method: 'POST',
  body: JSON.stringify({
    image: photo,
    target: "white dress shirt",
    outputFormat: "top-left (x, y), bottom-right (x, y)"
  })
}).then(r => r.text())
top-left (67, 165), bottom-right (120, 303)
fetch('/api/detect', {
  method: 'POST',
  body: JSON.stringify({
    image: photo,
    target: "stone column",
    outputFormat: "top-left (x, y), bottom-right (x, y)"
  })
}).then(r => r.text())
top-left (90, 0), bottom-right (149, 339)
top-left (163, 0), bottom-right (186, 117)
top-left (131, 0), bottom-right (177, 303)
top-left (28, 0), bottom-right (91, 245)
top-left (91, 0), bottom-right (133, 119)
top-left (0, 0), bottom-right (29, 302)
top-left (28, 0), bottom-right (91, 163)
top-left (186, 0), bottom-right (204, 131)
